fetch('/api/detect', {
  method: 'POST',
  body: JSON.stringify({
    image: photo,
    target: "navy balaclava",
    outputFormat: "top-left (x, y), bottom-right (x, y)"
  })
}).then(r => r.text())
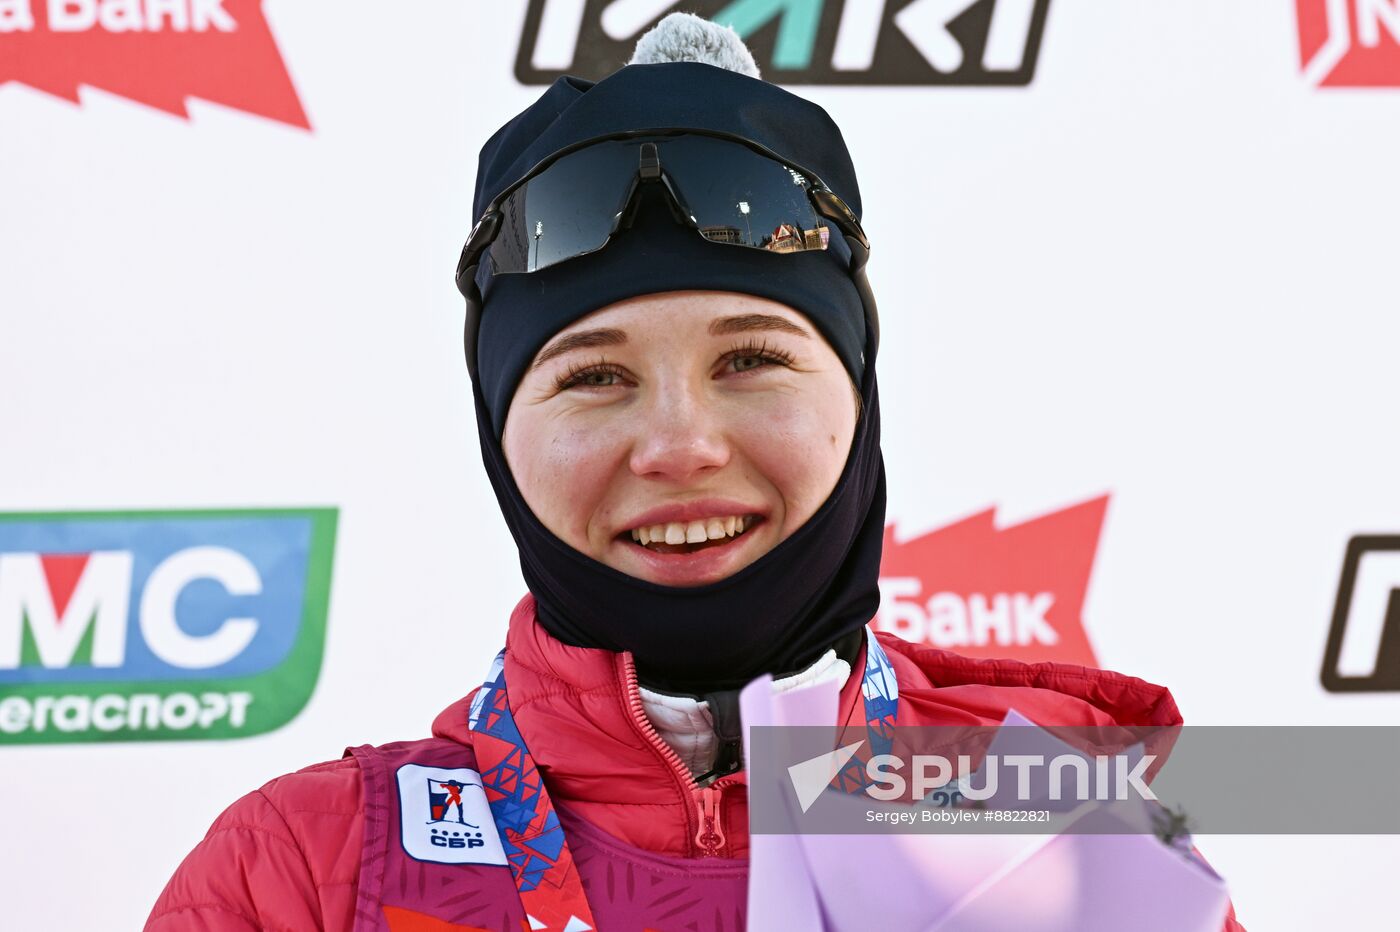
top-left (466, 59), bottom-right (887, 694)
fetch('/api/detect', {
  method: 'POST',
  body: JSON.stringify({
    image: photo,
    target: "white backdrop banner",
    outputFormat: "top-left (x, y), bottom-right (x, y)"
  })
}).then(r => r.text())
top-left (2, 2), bottom-right (1398, 929)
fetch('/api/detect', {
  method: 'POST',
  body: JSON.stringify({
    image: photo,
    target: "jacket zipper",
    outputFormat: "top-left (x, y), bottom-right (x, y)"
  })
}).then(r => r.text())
top-left (693, 783), bottom-right (727, 856)
top-left (620, 653), bottom-right (741, 858)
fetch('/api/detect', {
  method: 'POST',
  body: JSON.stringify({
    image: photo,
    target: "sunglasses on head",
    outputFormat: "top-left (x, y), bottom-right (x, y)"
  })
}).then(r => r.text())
top-left (454, 129), bottom-right (878, 383)
top-left (454, 129), bottom-right (870, 285)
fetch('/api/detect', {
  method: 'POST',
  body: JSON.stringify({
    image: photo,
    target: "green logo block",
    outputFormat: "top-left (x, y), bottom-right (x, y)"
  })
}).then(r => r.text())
top-left (0, 508), bottom-right (337, 745)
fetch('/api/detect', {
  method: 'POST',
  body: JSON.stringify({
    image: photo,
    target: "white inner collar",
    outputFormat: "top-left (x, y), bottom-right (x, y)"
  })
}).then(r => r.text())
top-left (638, 648), bottom-right (853, 777)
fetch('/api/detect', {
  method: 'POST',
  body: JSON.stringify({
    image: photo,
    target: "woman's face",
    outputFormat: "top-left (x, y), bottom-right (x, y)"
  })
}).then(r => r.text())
top-left (502, 290), bottom-right (859, 588)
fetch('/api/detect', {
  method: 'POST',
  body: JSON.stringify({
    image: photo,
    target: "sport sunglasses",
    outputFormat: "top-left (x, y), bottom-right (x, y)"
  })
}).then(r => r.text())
top-left (453, 129), bottom-right (879, 383)
top-left (454, 129), bottom-right (870, 284)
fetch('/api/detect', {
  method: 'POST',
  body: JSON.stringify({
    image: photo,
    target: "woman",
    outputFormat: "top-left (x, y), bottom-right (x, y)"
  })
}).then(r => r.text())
top-left (148, 15), bottom-right (1244, 932)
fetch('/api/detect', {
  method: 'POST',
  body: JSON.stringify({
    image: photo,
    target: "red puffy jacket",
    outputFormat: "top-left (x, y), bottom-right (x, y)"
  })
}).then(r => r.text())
top-left (148, 595), bottom-right (1245, 930)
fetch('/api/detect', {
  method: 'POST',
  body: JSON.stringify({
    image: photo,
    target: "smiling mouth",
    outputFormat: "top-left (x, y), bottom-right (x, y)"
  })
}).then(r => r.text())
top-left (622, 515), bottom-right (760, 555)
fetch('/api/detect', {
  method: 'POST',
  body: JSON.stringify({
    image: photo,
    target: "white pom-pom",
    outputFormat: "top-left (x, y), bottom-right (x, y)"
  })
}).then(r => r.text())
top-left (629, 12), bottom-right (762, 79)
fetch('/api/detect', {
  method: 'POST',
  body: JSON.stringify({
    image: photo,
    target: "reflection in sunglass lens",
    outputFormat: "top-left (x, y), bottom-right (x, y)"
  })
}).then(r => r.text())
top-left (490, 143), bottom-right (638, 273)
top-left (487, 135), bottom-right (831, 275)
top-left (657, 135), bottom-right (829, 253)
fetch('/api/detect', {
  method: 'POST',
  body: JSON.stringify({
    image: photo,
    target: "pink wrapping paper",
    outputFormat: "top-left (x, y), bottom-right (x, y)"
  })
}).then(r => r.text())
top-left (740, 676), bottom-right (1231, 932)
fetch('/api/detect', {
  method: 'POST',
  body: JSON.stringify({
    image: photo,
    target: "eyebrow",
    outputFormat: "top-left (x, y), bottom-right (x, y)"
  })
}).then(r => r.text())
top-left (709, 314), bottom-right (812, 339)
top-left (530, 314), bottom-right (811, 371)
top-left (531, 328), bottom-right (628, 370)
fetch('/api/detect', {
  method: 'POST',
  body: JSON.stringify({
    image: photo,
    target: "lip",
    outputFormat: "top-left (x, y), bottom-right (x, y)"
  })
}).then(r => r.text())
top-left (617, 498), bottom-right (768, 534)
top-left (613, 517), bottom-right (767, 587)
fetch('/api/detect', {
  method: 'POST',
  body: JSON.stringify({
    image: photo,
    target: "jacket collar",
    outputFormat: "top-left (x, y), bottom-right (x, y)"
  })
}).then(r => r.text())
top-left (433, 594), bottom-right (870, 858)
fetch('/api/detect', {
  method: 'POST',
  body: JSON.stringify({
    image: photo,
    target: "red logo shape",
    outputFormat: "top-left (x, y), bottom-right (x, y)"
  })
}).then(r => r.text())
top-left (877, 496), bottom-right (1108, 667)
top-left (0, 0), bottom-right (309, 128)
top-left (1297, 0), bottom-right (1400, 86)
top-left (38, 553), bottom-right (90, 618)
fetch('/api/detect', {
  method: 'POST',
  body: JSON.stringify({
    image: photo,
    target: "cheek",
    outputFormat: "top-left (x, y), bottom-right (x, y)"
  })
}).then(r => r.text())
top-left (505, 414), bottom-right (626, 551)
top-left (730, 392), bottom-right (852, 533)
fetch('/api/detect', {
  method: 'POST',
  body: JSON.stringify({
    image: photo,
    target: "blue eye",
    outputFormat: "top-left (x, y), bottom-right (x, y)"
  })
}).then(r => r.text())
top-left (723, 340), bottom-right (796, 374)
top-left (555, 360), bottom-right (626, 391)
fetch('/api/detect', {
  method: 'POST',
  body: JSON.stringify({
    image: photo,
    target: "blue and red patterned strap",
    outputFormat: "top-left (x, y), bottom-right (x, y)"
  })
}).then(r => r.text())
top-left (861, 627), bottom-right (900, 754)
top-left (467, 628), bottom-right (900, 932)
top-left (468, 651), bottom-right (595, 932)
top-left (831, 627), bottom-right (900, 793)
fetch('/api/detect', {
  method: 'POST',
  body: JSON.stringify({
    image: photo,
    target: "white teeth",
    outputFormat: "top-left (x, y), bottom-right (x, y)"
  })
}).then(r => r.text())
top-left (629, 514), bottom-right (758, 547)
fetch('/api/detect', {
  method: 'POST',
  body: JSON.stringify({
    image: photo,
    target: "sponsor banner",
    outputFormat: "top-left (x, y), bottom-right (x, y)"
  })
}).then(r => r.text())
top-left (876, 496), bottom-right (1107, 667)
top-left (1321, 535), bottom-right (1400, 693)
top-left (0, 508), bottom-right (336, 744)
top-left (0, 0), bottom-right (309, 127)
top-left (1297, 0), bottom-right (1400, 87)
top-left (517, 0), bottom-right (1052, 85)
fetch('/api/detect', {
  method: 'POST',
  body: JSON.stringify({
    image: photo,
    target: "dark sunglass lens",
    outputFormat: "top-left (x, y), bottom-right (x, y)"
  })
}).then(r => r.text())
top-left (490, 143), bottom-right (637, 273)
top-left (659, 136), bottom-right (829, 253)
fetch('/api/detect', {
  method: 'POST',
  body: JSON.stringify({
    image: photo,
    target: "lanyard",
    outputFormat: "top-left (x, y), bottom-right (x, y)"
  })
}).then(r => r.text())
top-left (466, 629), bottom-right (900, 932)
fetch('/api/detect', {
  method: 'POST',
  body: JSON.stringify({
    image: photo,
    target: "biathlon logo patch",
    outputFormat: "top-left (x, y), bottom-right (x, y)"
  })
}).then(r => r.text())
top-left (0, 0), bottom-right (310, 128)
top-left (517, 0), bottom-right (1052, 86)
top-left (1297, 0), bottom-right (1400, 87)
top-left (0, 508), bottom-right (336, 744)
top-left (396, 764), bottom-right (508, 866)
top-left (877, 496), bottom-right (1107, 667)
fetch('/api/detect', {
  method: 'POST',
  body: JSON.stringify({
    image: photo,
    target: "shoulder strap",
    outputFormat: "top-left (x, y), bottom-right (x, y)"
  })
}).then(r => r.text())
top-left (347, 743), bottom-right (392, 929)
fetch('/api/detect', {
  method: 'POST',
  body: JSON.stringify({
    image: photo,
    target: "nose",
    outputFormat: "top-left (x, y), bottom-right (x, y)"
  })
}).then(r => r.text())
top-left (627, 381), bottom-right (732, 483)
